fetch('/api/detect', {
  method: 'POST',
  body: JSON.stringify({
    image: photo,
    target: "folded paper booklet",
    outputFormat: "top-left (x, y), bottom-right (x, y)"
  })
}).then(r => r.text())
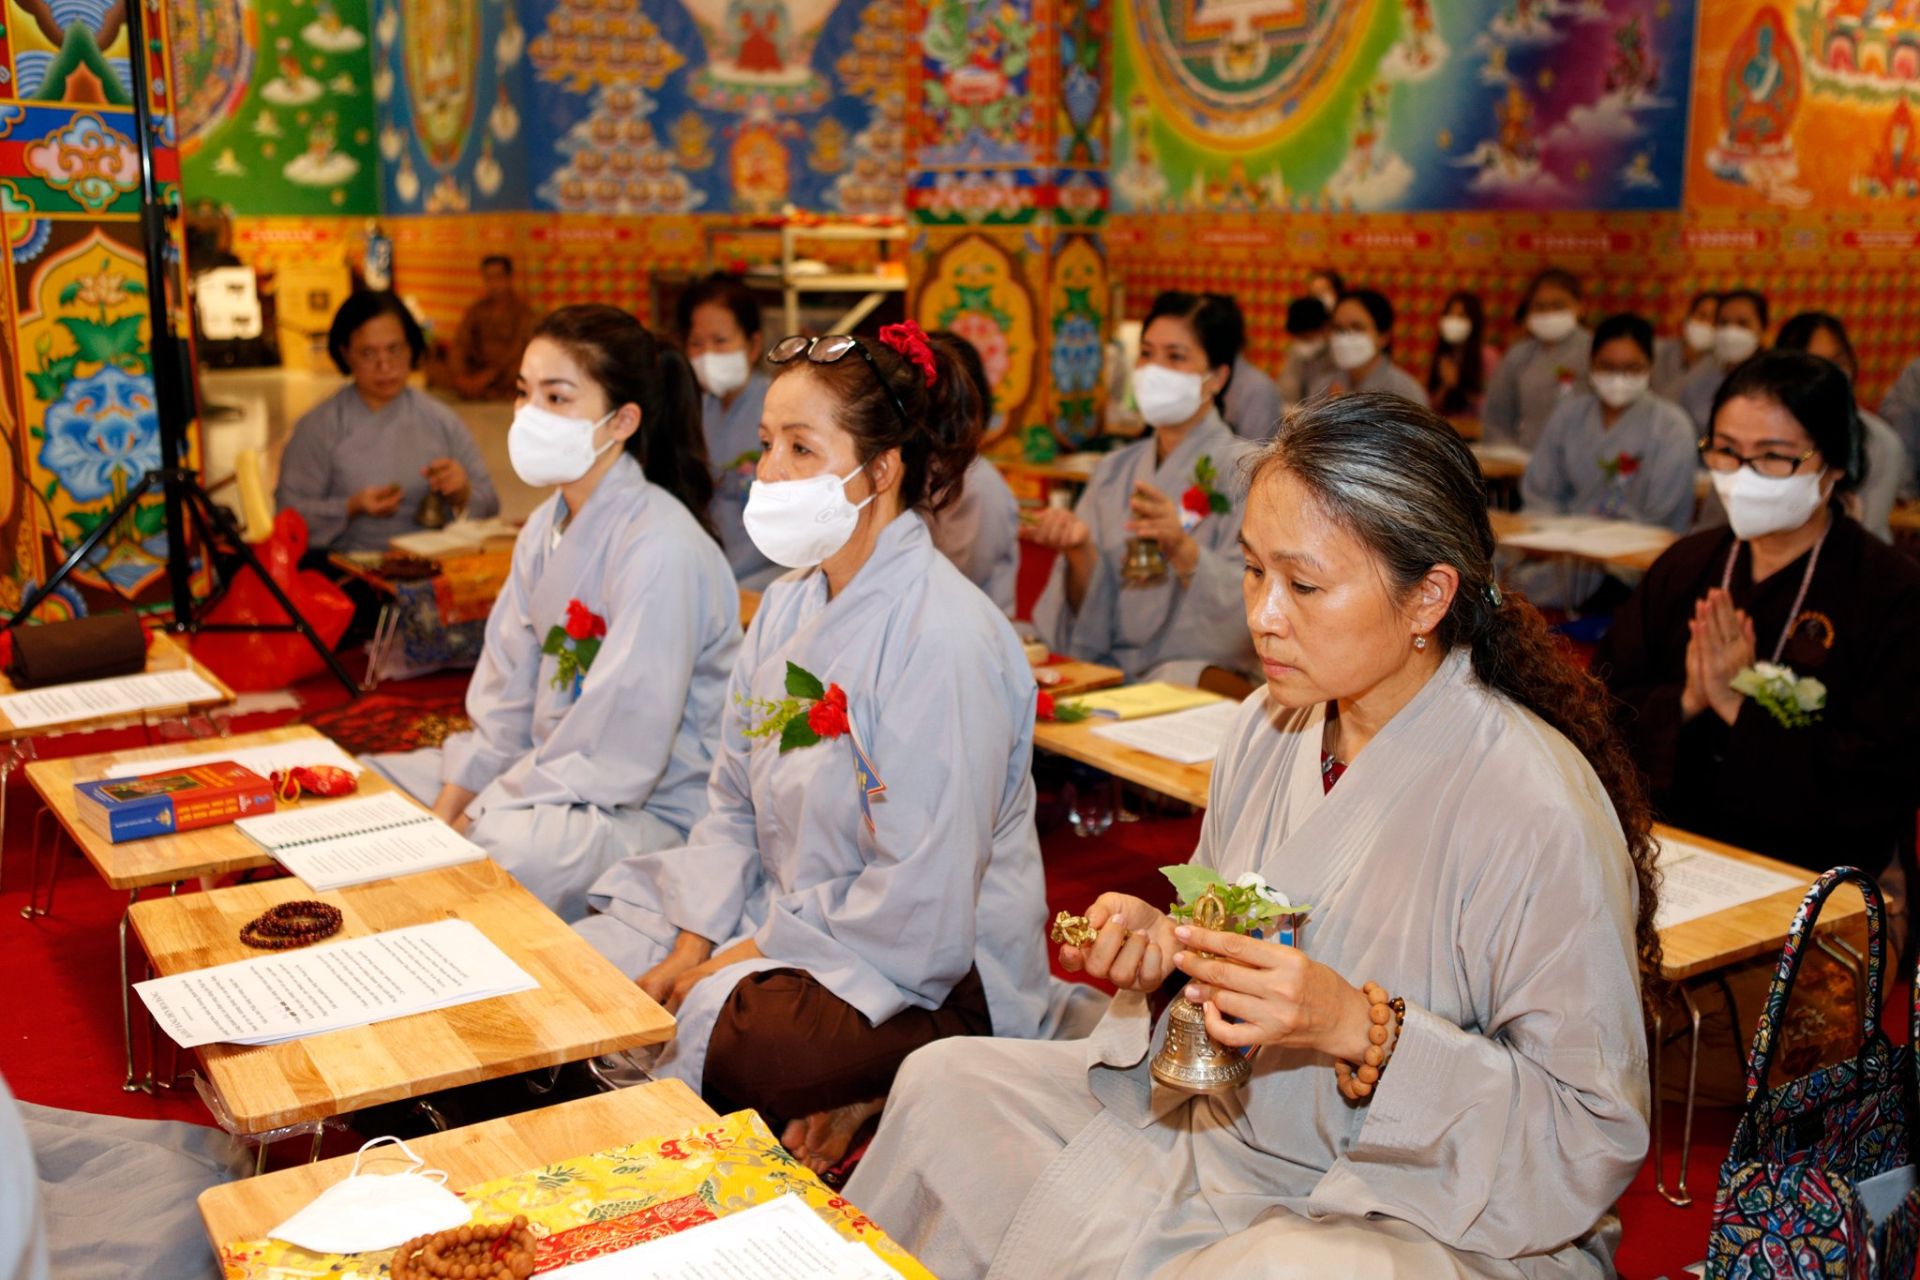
top-left (1066, 683), bottom-right (1226, 721)
top-left (135, 918), bottom-right (537, 1048)
top-left (236, 791), bottom-right (485, 892)
top-left (0, 668), bottom-right (224, 730)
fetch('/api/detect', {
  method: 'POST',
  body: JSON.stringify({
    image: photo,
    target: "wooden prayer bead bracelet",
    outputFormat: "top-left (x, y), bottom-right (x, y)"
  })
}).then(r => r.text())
top-left (238, 900), bottom-right (343, 951)
top-left (1334, 981), bottom-right (1406, 1103)
top-left (389, 1217), bottom-right (536, 1280)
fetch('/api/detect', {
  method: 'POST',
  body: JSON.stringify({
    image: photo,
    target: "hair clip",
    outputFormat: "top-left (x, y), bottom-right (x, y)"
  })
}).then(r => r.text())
top-left (878, 321), bottom-right (938, 388)
top-left (1486, 583), bottom-right (1504, 607)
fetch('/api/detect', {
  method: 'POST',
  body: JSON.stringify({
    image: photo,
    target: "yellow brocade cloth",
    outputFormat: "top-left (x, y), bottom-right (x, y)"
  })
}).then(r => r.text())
top-left (217, 1111), bottom-right (933, 1278)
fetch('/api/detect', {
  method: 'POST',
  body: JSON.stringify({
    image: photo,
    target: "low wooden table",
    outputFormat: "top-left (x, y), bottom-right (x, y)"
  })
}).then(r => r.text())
top-left (1032, 707), bottom-right (1213, 809)
top-left (0, 632), bottom-right (234, 742)
top-left (1032, 659), bottom-right (1124, 700)
top-left (1488, 509), bottom-right (1678, 574)
top-left (23, 724), bottom-right (395, 1090)
top-left (129, 860), bottom-right (675, 1137)
top-left (198, 1081), bottom-right (719, 1246)
top-left (1647, 827), bottom-right (1859, 1208)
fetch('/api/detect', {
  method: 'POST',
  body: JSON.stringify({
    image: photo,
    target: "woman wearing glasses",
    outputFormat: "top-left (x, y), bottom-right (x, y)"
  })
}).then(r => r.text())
top-left (367, 306), bottom-right (740, 921)
top-left (576, 322), bottom-right (1060, 1173)
top-left (276, 291), bottom-right (499, 554)
top-left (1597, 351), bottom-right (1920, 873)
top-left (1029, 291), bottom-right (1262, 684)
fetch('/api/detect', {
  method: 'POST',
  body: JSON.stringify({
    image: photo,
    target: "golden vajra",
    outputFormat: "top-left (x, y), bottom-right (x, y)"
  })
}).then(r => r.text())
top-left (1049, 910), bottom-right (1100, 948)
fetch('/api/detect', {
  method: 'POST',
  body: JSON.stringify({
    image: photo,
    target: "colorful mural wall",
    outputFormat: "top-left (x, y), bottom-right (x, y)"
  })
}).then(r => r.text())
top-left (369, 0), bottom-right (907, 218)
top-left (1113, 0), bottom-right (1697, 214)
top-left (0, 0), bottom-right (200, 617)
top-left (171, 0), bottom-right (381, 215)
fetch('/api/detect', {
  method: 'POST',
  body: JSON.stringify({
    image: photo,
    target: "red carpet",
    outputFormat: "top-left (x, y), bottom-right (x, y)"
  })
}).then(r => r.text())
top-left (0, 665), bottom-right (1802, 1278)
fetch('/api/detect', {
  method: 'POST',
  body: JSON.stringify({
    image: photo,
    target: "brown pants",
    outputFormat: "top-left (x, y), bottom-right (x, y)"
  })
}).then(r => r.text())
top-left (703, 967), bottom-right (991, 1126)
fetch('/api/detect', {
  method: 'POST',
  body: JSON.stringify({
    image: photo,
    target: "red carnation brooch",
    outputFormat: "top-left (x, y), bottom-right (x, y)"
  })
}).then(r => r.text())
top-left (543, 598), bottom-right (607, 693)
top-left (1598, 451), bottom-right (1642, 483)
top-left (1180, 454), bottom-right (1231, 531)
top-left (878, 320), bottom-right (938, 387)
top-left (740, 661), bottom-right (852, 752)
top-left (1036, 689), bottom-right (1090, 723)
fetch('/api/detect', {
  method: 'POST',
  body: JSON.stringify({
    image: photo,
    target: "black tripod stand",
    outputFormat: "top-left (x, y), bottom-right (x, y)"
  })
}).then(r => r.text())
top-left (0, 0), bottom-right (355, 696)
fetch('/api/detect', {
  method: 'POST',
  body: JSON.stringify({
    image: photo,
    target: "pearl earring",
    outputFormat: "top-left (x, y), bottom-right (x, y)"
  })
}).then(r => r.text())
top-left (1413, 635), bottom-right (1428, 651)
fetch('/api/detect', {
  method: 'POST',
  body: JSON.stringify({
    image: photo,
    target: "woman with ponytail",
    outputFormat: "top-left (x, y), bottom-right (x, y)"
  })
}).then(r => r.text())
top-left (368, 305), bottom-right (740, 920)
top-left (847, 393), bottom-right (1656, 1277)
top-left (577, 321), bottom-right (1068, 1174)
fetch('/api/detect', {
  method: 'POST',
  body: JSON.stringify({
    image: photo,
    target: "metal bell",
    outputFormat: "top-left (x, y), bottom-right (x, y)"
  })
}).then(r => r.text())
top-left (1150, 994), bottom-right (1251, 1094)
top-left (1121, 535), bottom-right (1168, 585)
top-left (415, 487), bottom-right (449, 530)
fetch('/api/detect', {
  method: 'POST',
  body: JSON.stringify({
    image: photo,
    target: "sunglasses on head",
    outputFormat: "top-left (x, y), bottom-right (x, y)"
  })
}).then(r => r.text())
top-left (767, 334), bottom-right (912, 436)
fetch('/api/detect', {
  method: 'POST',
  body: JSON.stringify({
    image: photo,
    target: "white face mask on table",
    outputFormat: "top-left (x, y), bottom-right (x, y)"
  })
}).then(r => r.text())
top-left (743, 466), bottom-right (874, 567)
top-left (269, 1136), bottom-right (472, 1254)
top-left (1131, 364), bottom-right (1209, 427)
top-left (509, 405), bottom-right (617, 487)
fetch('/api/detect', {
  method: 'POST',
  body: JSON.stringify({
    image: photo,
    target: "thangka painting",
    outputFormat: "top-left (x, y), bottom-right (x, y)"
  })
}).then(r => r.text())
top-left (515, 0), bottom-right (907, 215)
top-left (1112, 0), bottom-right (1697, 212)
top-left (1689, 0), bottom-right (1920, 210)
top-left (171, 0), bottom-right (381, 214)
top-left (374, 0), bottom-right (531, 212)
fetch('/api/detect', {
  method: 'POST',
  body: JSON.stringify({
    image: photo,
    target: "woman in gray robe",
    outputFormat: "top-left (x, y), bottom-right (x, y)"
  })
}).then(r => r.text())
top-left (680, 273), bottom-right (781, 589)
top-left (369, 307), bottom-right (738, 922)
top-left (1030, 292), bottom-right (1261, 683)
top-left (1484, 268), bottom-right (1592, 452)
top-left (576, 327), bottom-right (1058, 1168)
top-left (846, 393), bottom-right (1658, 1278)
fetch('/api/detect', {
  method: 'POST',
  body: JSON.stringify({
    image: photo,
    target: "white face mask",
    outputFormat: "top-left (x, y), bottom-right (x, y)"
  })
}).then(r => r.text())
top-left (1710, 466), bottom-right (1828, 540)
top-left (1685, 319), bottom-right (1717, 353)
top-left (1715, 325), bottom-right (1761, 365)
top-left (1291, 338), bottom-right (1327, 361)
top-left (743, 465), bottom-right (873, 568)
top-left (1592, 371), bottom-right (1650, 410)
top-left (509, 404), bottom-right (617, 488)
top-left (1438, 316), bottom-right (1473, 346)
top-left (1329, 332), bottom-right (1378, 372)
top-left (270, 1137), bottom-right (472, 1254)
top-left (1132, 363), bottom-right (1208, 427)
top-left (1527, 310), bottom-right (1579, 345)
top-left (692, 350), bottom-right (751, 399)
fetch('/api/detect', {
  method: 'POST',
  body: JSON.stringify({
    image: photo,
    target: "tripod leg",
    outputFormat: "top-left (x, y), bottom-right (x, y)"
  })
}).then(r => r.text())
top-left (183, 487), bottom-right (358, 696)
top-left (3, 473), bottom-right (160, 626)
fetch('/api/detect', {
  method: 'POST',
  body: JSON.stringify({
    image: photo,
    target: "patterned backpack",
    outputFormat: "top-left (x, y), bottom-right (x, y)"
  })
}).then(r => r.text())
top-left (1707, 867), bottom-right (1920, 1278)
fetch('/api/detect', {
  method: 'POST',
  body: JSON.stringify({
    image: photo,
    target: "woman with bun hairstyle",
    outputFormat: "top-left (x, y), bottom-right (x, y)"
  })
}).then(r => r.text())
top-left (577, 322), bottom-right (1059, 1171)
top-left (367, 305), bottom-right (740, 921)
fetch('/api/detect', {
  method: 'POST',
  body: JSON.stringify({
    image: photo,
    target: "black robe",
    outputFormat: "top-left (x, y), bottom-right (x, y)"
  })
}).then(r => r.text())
top-left (1595, 512), bottom-right (1920, 874)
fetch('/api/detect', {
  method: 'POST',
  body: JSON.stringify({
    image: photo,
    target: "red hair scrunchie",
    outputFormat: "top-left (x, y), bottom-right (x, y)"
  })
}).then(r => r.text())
top-left (878, 321), bottom-right (938, 387)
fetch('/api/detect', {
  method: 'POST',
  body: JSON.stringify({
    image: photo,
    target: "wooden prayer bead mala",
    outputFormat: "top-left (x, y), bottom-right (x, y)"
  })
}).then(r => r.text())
top-left (238, 900), bottom-right (343, 951)
top-left (1334, 982), bottom-right (1406, 1102)
top-left (389, 1217), bottom-right (535, 1280)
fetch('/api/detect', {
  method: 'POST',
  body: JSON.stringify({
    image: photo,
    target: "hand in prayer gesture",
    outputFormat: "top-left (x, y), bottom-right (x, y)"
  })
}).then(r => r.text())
top-left (1682, 587), bottom-right (1756, 726)
top-left (1126, 482), bottom-right (1201, 579)
top-left (1172, 924), bottom-right (1375, 1062)
top-left (423, 456), bottom-right (471, 506)
top-left (1057, 893), bottom-right (1180, 993)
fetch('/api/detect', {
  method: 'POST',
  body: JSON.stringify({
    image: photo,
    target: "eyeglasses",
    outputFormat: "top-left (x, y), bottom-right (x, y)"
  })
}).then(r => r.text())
top-left (1698, 440), bottom-right (1819, 479)
top-left (767, 334), bottom-right (912, 436)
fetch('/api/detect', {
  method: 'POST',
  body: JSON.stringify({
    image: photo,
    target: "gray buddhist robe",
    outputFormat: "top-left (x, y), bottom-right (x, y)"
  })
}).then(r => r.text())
top-left (1222, 355), bottom-right (1284, 439)
top-left (1484, 331), bottom-right (1592, 452)
top-left (1277, 345), bottom-right (1335, 409)
top-left (1674, 357), bottom-right (1733, 434)
top-left (0, 1077), bottom-right (47, 1280)
top-left (1651, 336), bottom-right (1708, 399)
top-left (1310, 358), bottom-right (1429, 406)
top-left (1880, 354), bottom-right (1920, 498)
top-left (275, 384), bottom-right (500, 552)
top-left (846, 651), bottom-right (1648, 1279)
top-left (928, 457), bottom-right (1020, 616)
top-left (575, 513), bottom-right (1057, 1094)
top-left (702, 372), bottom-right (780, 590)
top-left (1031, 411), bottom-right (1259, 682)
top-left (367, 454), bottom-right (739, 921)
